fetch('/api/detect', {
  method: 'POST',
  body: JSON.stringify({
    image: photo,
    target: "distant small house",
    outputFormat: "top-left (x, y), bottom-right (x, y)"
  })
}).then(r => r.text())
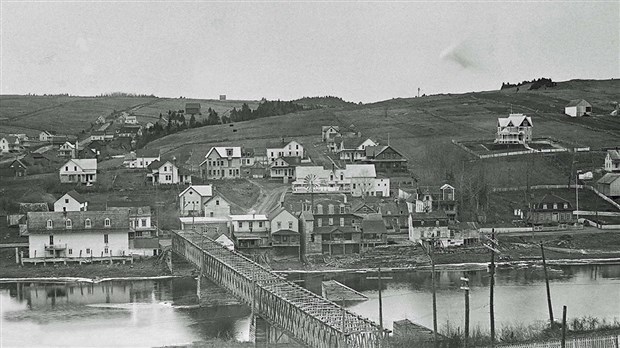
top-left (321, 126), bottom-right (340, 142)
top-left (495, 113), bottom-right (533, 144)
top-left (203, 194), bottom-right (232, 218)
top-left (39, 131), bottom-right (54, 142)
top-left (54, 191), bottom-right (88, 212)
top-left (360, 214), bottom-right (388, 249)
top-left (364, 145), bottom-right (408, 174)
top-left (1, 159), bottom-right (28, 177)
top-left (408, 210), bottom-right (450, 244)
top-left (269, 207), bottom-right (300, 256)
top-left (597, 173), bottom-right (620, 197)
top-left (90, 130), bottom-right (112, 142)
top-left (215, 233), bottom-right (234, 251)
top-left (231, 214), bottom-right (270, 250)
top-left (0, 136), bottom-right (22, 153)
top-left (116, 125), bottom-right (142, 139)
top-left (123, 149), bottom-right (161, 169)
top-left (95, 115), bottom-right (107, 125)
top-left (565, 99), bottom-right (592, 117)
top-left (147, 160), bottom-right (191, 185)
top-left (58, 142), bottom-right (76, 158)
top-left (527, 194), bottom-right (574, 224)
top-left (145, 122), bottom-right (154, 130)
top-left (124, 115), bottom-right (138, 124)
top-left (178, 185), bottom-right (214, 217)
top-left (0, 137), bottom-right (10, 153)
top-left (266, 139), bottom-right (304, 163)
top-left (185, 103), bottom-right (201, 115)
top-left (219, 95), bottom-right (227, 101)
top-left (604, 149), bottom-right (620, 172)
top-left (59, 159), bottom-right (97, 184)
top-left (79, 146), bottom-right (98, 159)
top-left (270, 156), bottom-right (301, 182)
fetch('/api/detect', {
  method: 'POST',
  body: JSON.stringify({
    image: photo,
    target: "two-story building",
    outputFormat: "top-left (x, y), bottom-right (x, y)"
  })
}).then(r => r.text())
top-left (147, 160), bottom-right (192, 185)
top-left (336, 138), bottom-right (378, 162)
top-left (123, 149), bottom-right (161, 169)
top-left (597, 173), bottom-right (620, 198)
top-left (322, 126), bottom-right (340, 143)
top-left (26, 210), bottom-right (130, 259)
top-left (266, 139), bottom-right (305, 163)
top-left (200, 147), bottom-right (242, 179)
top-left (270, 156), bottom-right (301, 182)
top-left (268, 207), bottom-right (300, 256)
top-left (178, 185), bottom-right (214, 216)
top-left (59, 159), bottom-right (97, 184)
top-left (495, 113), bottom-right (533, 144)
top-left (604, 149), bottom-right (620, 173)
top-left (408, 210), bottom-right (450, 244)
top-left (58, 142), bottom-right (77, 158)
top-left (292, 164), bottom-right (390, 197)
top-left (364, 145), bottom-right (408, 174)
top-left (306, 199), bottom-right (365, 255)
top-left (401, 184), bottom-right (457, 221)
top-left (231, 214), bottom-right (270, 250)
top-left (526, 194), bottom-right (575, 224)
top-left (54, 191), bottom-right (88, 212)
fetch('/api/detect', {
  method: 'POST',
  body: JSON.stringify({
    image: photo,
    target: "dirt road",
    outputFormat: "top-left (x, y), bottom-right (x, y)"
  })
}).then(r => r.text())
top-left (248, 179), bottom-right (289, 214)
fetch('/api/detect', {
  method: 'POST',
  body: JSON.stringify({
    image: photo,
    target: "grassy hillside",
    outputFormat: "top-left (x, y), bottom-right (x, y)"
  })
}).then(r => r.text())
top-left (0, 95), bottom-right (259, 136)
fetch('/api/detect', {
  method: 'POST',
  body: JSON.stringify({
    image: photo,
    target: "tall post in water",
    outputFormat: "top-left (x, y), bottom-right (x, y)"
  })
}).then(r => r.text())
top-left (541, 242), bottom-right (554, 326)
top-left (430, 240), bottom-right (438, 348)
top-left (561, 305), bottom-right (567, 348)
top-left (460, 276), bottom-right (470, 348)
top-left (378, 267), bottom-right (383, 332)
top-left (489, 230), bottom-right (496, 348)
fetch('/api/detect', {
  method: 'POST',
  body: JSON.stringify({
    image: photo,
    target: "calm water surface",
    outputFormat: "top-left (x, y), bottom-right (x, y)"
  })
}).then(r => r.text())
top-left (1, 264), bottom-right (619, 347)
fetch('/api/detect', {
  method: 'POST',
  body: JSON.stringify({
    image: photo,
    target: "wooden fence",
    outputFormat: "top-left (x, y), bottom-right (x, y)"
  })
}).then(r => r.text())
top-left (488, 334), bottom-right (620, 348)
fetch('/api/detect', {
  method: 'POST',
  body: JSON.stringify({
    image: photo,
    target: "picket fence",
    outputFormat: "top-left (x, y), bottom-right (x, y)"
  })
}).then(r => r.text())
top-left (488, 334), bottom-right (620, 348)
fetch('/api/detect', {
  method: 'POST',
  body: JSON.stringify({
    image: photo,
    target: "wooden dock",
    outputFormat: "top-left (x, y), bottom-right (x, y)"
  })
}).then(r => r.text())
top-left (322, 280), bottom-right (369, 302)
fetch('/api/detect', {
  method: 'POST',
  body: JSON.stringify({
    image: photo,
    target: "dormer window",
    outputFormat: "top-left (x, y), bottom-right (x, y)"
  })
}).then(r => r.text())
top-left (553, 203), bottom-right (558, 210)
top-left (216, 200), bottom-right (220, 205)
top-left (65, 219), bottom-right (72, 228)
top-left (104, 218), bottom-right (111, 227)
top-left (563, 203), bottom-right (568, 209)
top-left (47, 220), bottom-right (53, 229)
top-left (542, 204), bottom-right (547, 210)
top-left (85, 219), bottom-right (91, 228)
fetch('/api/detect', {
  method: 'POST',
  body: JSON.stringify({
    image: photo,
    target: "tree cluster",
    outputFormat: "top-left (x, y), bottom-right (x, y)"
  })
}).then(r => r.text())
top-left (229, 100), bottom-right (306, 122)
top-left (501, 78), bottom-right (557, 90)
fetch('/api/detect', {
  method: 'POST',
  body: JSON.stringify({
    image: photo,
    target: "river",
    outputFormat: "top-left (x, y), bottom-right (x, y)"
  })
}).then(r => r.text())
top-left (1, 264), bottom-right (619, 347)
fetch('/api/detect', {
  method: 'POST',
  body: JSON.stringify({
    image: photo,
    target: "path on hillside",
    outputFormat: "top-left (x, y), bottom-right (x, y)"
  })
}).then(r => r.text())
top-left (248, 179), bottom-right (288, 214)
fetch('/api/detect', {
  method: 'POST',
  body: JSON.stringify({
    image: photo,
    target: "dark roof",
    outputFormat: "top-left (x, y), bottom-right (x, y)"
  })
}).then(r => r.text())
top-left (537, 193), bottom-right (570, 204)
top-left (361, 214), bottom-right (388, 234)
top-left (565, 99), bottom-right (590, 107)
top-left (147, 159), bottom-right (162, 170)
top-left (597, 173), bottom-right (620, 185)
top-left (136, 148), bottom-right (160, 158)
top-left (365, 145), bottom-right (405, 159)
top-left (133, 238), bottom-right (160, 249)
top-left (65, 190), bottom-right (87, 204)
top-left (314, 226), bottom-right (359, 234)
top-left (26, 211), bottom-right (129, 234)
top-left (185, 103), bottom-right (201, 109)
top-left (411, 210), bottom-right (449, 220)
top-left (107, 205), bottom-right (151, 216)
top-left (606, 149), bottom-right (620, 161)
top-left (272, 229), bottom-right (299, 236)
top-left (119, 126), bottom-right (141, 133)
top-left (178, 167), bottom-right (193, 176)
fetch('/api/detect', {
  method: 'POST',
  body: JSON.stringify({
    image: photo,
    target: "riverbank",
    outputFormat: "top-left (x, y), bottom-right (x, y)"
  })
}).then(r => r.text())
top-left (0, 258), bottom-right (170, 279)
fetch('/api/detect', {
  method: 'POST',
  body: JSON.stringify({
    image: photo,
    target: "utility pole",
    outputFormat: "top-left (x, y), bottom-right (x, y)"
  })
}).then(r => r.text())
top-left (430, 240), bottom-right (438, 348)
top-left (541, 242), bottom-right (554, 327)
top-left (460, 276), bottom-right (470, 348)
top-left (488, 230), bottom-right (497, 347)
top-left (366, 268), bottom-right (393, 333)
top-left (561, 305), bottom-right (567, 348)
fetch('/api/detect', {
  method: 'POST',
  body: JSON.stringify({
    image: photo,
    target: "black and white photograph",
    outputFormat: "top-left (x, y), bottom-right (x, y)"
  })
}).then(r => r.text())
top-left (0, 1), bottom-right (619, 347)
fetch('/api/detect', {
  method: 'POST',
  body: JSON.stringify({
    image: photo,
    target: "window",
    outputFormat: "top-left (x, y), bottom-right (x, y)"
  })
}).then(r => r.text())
top-left (238, 221), bottom-right (243, 228)
top-left (65, 219), bottom-right (72, 228)
top-left (86, 248), bottom-right (91, 254)
top-left (296, 144), bottom-right (299, 149)
top-left (277, 222), bottom-right (282, 229)
top-left (68, 249), bottom-right (72, 255)
top-left (47, 220), bottom-right (53, 229)
top-left (288, 221), bottom-right (293, 229)
top-left (328, 205), bottom-right (334, 214)
top-left (249, 222), bottom-right (254, 228)
top-left (85, 219), bottom-right (91, 228)
top-left (164, 166), bottom-right (167, 171)
top-left (329, 218), bottom-right (333, 226)
top-left (65, 198), bottom-right (69, 203)
top-left (104, 218), bottom-right (111, 227)
top-left (542, 204), bottom-right (547, 210)
top-left (258, 221), bottom-right (263, 228)
top-left (340, 218), bottom-right (344, 226)
top-left (553, 203), bottom-right (558, 210)
top-left (74, 166), bottom-right (77, 171)
top-left (65, 166), bottom-right (68, 171)
top-left (209, 212), bottom-right (214, 217)
top-left (317, 219), bottom-right (322, 227)
top-left (104, 246), bottom-right (109, 254)
top-left (216, 200), bottom-right (220, 205)
top-left (563, 203), bottom-right (568, 209)
top-left (316, 204), bottom-right (323, 214)
top-left (141, 219), bottom-right (147, 227)
top-left (104, 234), bottom-right (109, 243)
top-left (49, 235), bottom-right (54, 245)
top-left (136, 231), bottom-right (142, 237)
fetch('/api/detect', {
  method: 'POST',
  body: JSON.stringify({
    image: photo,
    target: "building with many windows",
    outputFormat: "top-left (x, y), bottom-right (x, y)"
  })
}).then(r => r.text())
top-left (199, 147), bottom-right (242, 179)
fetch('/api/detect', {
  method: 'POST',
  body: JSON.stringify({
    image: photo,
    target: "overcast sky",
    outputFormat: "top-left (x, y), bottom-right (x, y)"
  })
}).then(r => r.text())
top-left (1, 1), bottom-right (618, 102)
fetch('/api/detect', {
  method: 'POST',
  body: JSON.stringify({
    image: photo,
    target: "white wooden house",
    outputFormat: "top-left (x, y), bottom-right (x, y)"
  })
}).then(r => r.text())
top-left (54, 191), bottom-right (88, 212)
top-left (336, 138), bottom-right (377, 162)
top-left (321, 126), bottom-right (340, 142)
top-left (266, 139), bottom-right (304, 163)
top-left (147, 160), bottom-right (192, 185)
top-left (123, 149), bottom-right (161, 169)
top-left (199, 147), bottom-right (242, 179)
top-left (178, 185), bottom-right (213, 216)
top-left (604, 149), bottom-right (620, 172)
top-left (495, 114), bottom-right (533, 144)
top-left (58, 142), bottom-right (76, 158)
top-left (59, 159), bottom-right (97, 184)
top-left (565, 99), bottom-right (592, 117)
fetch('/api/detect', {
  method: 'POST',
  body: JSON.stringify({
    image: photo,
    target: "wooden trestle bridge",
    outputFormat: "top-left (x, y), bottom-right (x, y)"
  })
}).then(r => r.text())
top-left (172, 230), bottom-right (388, 348)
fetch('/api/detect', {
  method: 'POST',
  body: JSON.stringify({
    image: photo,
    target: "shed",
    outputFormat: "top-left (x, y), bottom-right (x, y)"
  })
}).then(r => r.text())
top-left (565, 99), bottom-right (592, 117)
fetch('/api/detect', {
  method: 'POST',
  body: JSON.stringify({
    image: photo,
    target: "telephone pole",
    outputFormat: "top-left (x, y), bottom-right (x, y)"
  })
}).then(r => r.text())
top-left (541, 242), bottom-right (554, 326)
top-left (460, 276), bottom-right (470, 348)
top-left (430, 240), bottom-right (438, 348)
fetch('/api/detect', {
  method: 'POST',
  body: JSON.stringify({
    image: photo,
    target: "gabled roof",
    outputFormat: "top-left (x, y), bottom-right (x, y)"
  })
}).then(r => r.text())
top-left (272, 229), bottom-right (299, 236)
top-left (63, 159), bottom-right (97, 171)
top-left (267, 206), bottom-right (297, 220)
top-left (566, 99), bottom-right (590, 107)
top-left (314, 226), bottom-right (359, 234)
top-left (322, 126), bottom-right (340, 132)
top-left (365, 145), bottom-right (405, 159)
top-left (64, 190), bottom-right (87, 204)
top-left (204, 193), bottom-right (232, 206)
top-left (597, 173), bottom-right (620, 185)
top-left (341, 137), bottom-right (376, 150)
top-left (411, 209), bottom-right (449, 220)
top-left (266, 139), bottom-right (302, 149)
top-left (497, 114), bottom-right (533, 128)
top-left (107, 205), bottom-right (151, 216)
top-left (537, 193), bottom-right (570, 204)
top-left (59, 141), bottom-right (75, 149)
top-left (205, 147), bottom-right (242, 159)
top-left (440, 184), bottom-right (455, 190)
top-left (178, 185), bottom-right (213, 198)
top-left (146, 159), bottom-right (161, 170)
top-left (272, 156), bottom-right (301, 167)
top-left (9, 159), bottom-right (27, 169)
top-left (607, 149), bottom-right (620, 161)
top-left (362, 214), bottom-right (388, 234)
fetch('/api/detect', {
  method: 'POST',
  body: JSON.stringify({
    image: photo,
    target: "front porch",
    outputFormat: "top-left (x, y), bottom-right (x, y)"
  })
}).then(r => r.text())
top-left (21, 256), bottom-right (135, 266)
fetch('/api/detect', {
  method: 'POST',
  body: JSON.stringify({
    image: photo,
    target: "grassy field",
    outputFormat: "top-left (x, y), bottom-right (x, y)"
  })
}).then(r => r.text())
top-left (0, 95), bottom-right (259, 136)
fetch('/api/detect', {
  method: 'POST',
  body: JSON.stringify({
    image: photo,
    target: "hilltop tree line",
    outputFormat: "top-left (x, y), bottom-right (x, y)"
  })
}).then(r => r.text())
top-left (229, 99), bottom-right (306, 122)
top-left (501, 78), bottom-right (557, 91)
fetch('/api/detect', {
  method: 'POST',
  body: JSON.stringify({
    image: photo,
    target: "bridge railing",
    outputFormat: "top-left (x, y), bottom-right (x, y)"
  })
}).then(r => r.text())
top-left (172, 230), bottom-right (387, 348)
